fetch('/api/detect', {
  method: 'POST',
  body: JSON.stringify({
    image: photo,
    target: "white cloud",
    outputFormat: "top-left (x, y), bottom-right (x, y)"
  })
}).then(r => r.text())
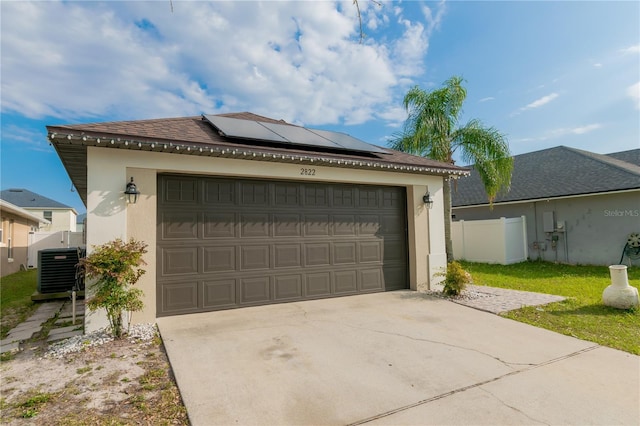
top-left (592, 63), bottom-right (602, 68)
top-left (478, 97), bottom-right (495, 103)
top-left (524, 93), bottom-right (559, 109)
top-left (517, 123), bottom-right (603, 142)
top-left (627, 82), bottom-right (640, 109)
top-left (620, 44), bottom-right (640, 54)
top-left (0, 1), bottom-right (440, 128)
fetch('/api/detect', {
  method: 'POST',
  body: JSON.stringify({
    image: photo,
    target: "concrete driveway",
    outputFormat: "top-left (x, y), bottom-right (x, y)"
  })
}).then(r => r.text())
top-left (157, 291), bottom-right (640, 425)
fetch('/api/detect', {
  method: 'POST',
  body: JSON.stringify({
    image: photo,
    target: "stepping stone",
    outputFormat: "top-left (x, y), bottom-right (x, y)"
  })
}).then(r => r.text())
top-left (0, 341), bottom-right (20, 354)
top-left (55, 317), bottom-right (84, 326)
top-left (10, 321), bottom-right (44, 331)
top-left (5, 330), bottom-right (35, 341)
top-left (47, 330), bottom-right (83, 343)
top-left (48, 325), bottom-right (83, 336)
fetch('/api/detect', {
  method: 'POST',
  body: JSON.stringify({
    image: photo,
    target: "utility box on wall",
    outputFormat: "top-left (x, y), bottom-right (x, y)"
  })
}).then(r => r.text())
top-left (543, 211), bottom-right (555, 233)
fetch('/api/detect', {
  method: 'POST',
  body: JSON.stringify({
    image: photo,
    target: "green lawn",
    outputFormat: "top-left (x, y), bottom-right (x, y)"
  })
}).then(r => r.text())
top-left (1, 269), bottom-right (38, 339)
top-left (460, 261), bottom-right (640, 355)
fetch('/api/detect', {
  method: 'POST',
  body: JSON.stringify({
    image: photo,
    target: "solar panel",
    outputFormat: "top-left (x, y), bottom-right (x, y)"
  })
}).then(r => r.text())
top-left (307, 128), bottom-right (388, 154)
top-left (260, 121), bottom-right (344, 150)
top-left (203, 114), bottom-right (389, 155)
top-left (204, 115), bottom-right (287, 143)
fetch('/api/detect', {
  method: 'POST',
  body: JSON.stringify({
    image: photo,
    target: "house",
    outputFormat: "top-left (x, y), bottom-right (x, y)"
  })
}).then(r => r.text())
top-left (47, 112), bottom-right (468, 331)
top-left (452, 146), bottom-right (640, 265)
top-left (0, 200), bottom-right (49, 277)
top-left (0, 189), bottom-right (78, 233)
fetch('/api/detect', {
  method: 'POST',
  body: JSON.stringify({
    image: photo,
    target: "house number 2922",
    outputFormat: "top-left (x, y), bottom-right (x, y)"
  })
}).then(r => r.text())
top-left (300, 168), bottom-right (316, 176)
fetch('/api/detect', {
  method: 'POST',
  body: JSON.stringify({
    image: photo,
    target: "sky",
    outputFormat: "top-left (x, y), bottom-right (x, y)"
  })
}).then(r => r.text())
top-left (1, 0), bottom-right (639, 215)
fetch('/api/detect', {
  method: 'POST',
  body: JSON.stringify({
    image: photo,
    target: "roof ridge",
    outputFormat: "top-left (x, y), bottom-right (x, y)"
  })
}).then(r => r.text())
top-left (565, 146), bottom-right (640, 176)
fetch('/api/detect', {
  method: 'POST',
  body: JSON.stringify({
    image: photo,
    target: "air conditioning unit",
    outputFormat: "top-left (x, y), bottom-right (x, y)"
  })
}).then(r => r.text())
top-left (37, 248), bottom-right (84, 294)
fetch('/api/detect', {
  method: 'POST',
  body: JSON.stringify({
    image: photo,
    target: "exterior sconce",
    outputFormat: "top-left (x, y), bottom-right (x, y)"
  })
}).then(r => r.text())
top-left (124, 177), bottom-right (140, 204)
top-left (422, 191), bottom-right (434, 209)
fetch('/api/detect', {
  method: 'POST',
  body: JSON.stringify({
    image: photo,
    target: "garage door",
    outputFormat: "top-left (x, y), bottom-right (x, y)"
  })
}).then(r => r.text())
top-left (157, 175), bottom-right (408, 316)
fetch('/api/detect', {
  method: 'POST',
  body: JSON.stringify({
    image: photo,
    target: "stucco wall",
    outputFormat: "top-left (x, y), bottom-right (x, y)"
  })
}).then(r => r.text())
top-left (453, 190), bottom-right (640, 265)
top-left (0, 213), bottom-right (35, 277)
top-left (25, 209), bottom-right (77, 233)
top-left (85, 147), bottom-right (448, 330)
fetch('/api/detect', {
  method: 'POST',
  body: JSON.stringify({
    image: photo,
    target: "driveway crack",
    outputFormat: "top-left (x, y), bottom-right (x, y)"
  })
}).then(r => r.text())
top-left (347, 345), bottom-right (599, 425)
top-left (478, 387), bottom-right (551, 425)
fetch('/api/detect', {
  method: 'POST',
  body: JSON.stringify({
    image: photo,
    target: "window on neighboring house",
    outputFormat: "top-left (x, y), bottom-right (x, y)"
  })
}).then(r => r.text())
top-left (7, 219), bottom-right (14, 260)
top-left (43, 210), bottom-right (53, 222)
top-left (0, 217), bottom-right (4, 244)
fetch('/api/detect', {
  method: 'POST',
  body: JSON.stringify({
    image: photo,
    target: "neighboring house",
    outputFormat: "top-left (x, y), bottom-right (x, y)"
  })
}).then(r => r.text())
top-left (452, 146), bottom-right (640, 266)
top-left (0, 189), bottom-right (78, 233)
top-left (47, 112), bottom-right (468, 330)
top-left (0, 200), bottom-right (49, 277)
top-left (76, 213), bottom-right (86, 233)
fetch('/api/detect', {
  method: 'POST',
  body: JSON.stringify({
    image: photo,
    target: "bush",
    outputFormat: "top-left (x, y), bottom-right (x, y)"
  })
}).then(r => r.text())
top-left (436, 261), bottom-right (472, 296)
top-left (80, 238), bottom-right (147, 338)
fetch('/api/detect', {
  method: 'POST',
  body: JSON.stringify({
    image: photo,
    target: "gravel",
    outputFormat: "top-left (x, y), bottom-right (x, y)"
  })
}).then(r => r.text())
top-left (45, 323), bottom-right (158, 359)
top-left (425, 285), bottom-right (497, 302)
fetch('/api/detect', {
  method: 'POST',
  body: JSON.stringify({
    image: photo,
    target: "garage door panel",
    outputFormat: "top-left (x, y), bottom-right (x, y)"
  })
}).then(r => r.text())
top-left (161, 247), bottom-right (198, 276)
top-left (360, 269), bottom-right (384, 291)
top-left (333, 215), bottom-right (356, 235)
top-left (241, 276), bottom-right (271, 304)
top-left (333, 242), bottom-right (357, 264)
top-left (332, 187), bottom-right (355, 207)
top-left (203, 180), bottom-right (236, 205)
top-left (204, 212), bottom-right (236, 238)
top-left (306, 273), bottom-right (332, 297)
top-left (240, 213), bottom-right (270, 238)
top-left (358, 215), bottom-right (381, 236)
top-left (383, 266), bottom-right (408, 290)
top-left (158, 175), bottom-right (408, 316)
top-left (304, 214), bottom-right (330, 236)
top-left (164, 177), bottom-right (198, 204)
top-left (359, 241), bottom-right (382, 263)
top-left (161, 211), bottom-right (199, 239)
top-left (203, 246), bottom-right (236, 272)
top-left (274, 274), bottom-right (303, 300)
top-left (240, 245), bottom-right (270, 270)
top-left (161, 281), bottom-right (199, 312)
top-left (203, 278), bottom-right (237, 308)
top-left (274, 213), bottom-right (301, 237)
top-left (305, 243), bottom-right (331, 266)
top-left (241, 182), bottom-right (269, 205)
top-left (335, 270), bottom-right (358, 294)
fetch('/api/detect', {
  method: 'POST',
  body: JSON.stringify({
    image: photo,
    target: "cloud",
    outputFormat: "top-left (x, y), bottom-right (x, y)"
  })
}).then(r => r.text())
top-left (620, 44), bottom-right (640, 54)
top-left (1, 124), bottom-right (51, 152)
top-left (478, 97), bottom-right (495, 103)
top-left (0, 1), bottom-right (441, 129)
top-left (511, 92), bottom-right (559, 116)
top-left (592, 63), bottom-right (602, 68)
top-left (524, 93), bottom-right (559, 109)
top-left (515, 123), bottom-right (603, 142)
top-left (627, 82), bottom-right (640, 109)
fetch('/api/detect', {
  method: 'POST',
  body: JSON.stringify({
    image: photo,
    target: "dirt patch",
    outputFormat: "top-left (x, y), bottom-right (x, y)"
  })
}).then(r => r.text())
top-left (0, 333), bottom-right (189, 425)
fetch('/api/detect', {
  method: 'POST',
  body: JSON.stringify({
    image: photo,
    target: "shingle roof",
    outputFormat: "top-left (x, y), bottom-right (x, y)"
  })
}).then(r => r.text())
top-left (47, 112), bottom-right (469, 206)
top-left (0, 188), bottom-right (72, 209)
top-left (607, 149), bottom-right (640, 166)
top-left (452, 146), bottom-right (640, 207)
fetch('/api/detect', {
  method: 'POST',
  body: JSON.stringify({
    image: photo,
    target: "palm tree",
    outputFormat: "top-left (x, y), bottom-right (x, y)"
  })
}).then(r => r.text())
top-left (391, 76), bottom-right (513, 262)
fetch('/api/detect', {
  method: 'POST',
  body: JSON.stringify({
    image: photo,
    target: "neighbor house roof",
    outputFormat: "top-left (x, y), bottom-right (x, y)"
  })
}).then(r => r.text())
top-left (0, 188), bottom-right (73, 210)
top-left (452, 146), bottom-right (640, 207)
top-left (0, 199), bottom-right (51, 224)
top-left (47, 112), bottom-right (469, 206)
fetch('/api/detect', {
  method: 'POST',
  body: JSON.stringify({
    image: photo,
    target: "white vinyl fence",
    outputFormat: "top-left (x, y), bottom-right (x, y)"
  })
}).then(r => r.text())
top-left (27, 231), bottom-right (85, 268)
top-left (452, 216), bottom-right (528, 265)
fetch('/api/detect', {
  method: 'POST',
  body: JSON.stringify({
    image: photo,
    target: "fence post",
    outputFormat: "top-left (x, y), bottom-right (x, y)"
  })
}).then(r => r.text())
top-left (521, 215), bottom-right (528, 261)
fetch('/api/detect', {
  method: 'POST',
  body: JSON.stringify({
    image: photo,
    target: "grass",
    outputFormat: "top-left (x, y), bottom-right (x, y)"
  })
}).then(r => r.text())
top-left (460, 261), bottom-right (640, 355)
top-left (0, 269), bottom-right (38, 339)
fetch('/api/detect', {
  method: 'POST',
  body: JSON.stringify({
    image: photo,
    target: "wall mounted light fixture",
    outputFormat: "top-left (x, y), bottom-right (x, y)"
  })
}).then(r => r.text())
top-left (124, 177), bottom-right (140, 204)
top-left (422, 191), bottom-right (434, 209)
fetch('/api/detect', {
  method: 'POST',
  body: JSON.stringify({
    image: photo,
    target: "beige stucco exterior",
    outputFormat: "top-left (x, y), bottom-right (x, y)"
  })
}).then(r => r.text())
top-left (24, 208), bottom-right (77, 233)
top-left (85, 147), bottom-right (447, 331)
top-left (0, 202), bottom-right (44, 277)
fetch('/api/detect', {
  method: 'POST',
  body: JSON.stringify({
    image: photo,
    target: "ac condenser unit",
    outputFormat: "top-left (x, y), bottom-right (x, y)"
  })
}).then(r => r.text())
top-left (37, 248), bottom-right (82, 294)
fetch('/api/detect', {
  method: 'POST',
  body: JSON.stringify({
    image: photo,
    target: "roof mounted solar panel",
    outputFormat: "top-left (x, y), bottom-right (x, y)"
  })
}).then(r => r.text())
top-left (204, 115), bottom-right (288, 143)
top-left (203, 114), bottom-right (389, 155)
top-left (308, 128), bottom-right (388, 154)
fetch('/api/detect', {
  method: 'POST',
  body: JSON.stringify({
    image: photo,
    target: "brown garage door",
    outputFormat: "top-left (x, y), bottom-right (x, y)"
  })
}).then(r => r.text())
top-left (157, 175), bottom-right (408, 316)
